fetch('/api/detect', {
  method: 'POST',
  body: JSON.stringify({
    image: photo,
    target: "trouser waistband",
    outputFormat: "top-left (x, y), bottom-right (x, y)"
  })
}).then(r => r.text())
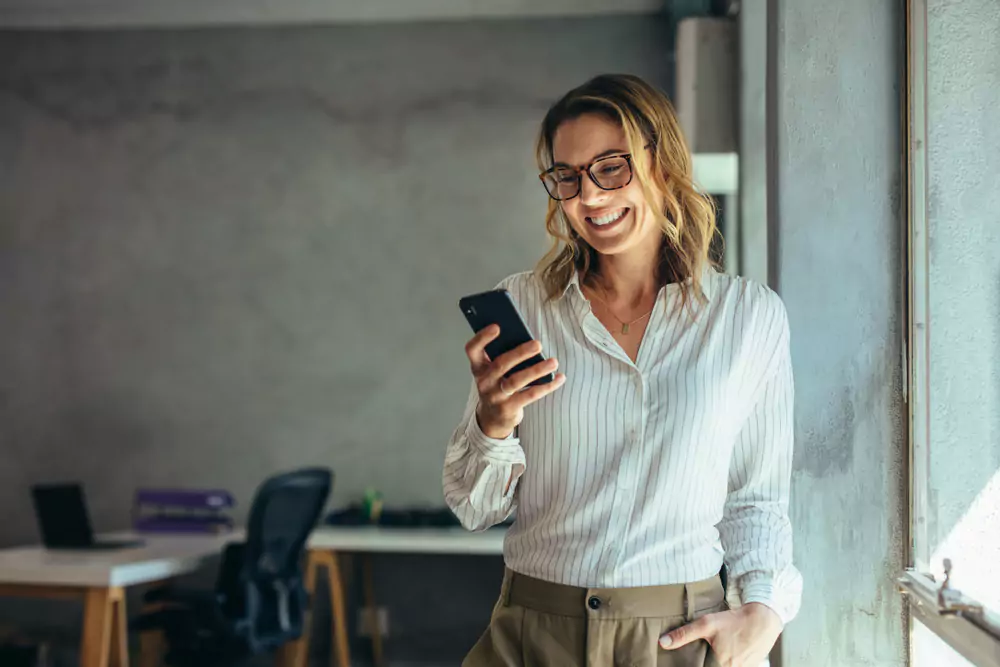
top-left (503, 568), bottom-right (725, 620)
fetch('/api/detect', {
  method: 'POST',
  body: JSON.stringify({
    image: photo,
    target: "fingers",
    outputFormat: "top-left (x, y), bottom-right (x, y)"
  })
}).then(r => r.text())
top-left (659, 615), bottom-right (715, 650)
top-left (466, 331), bottom-right (562, 408)
top-left (465, 325), bottom-right (500, 375)
top-left (486, 340), bottom-right (544, 383)
top-left (509, 373), bottom-right (566, 408)
top-left (504, 357), bottom-right (559, 393)
top-left (475, 339), bottom-right (544, 398)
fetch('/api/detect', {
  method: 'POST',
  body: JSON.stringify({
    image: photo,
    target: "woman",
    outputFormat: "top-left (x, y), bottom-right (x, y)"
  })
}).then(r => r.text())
top-left (443, 74), bottom-right (801, 667)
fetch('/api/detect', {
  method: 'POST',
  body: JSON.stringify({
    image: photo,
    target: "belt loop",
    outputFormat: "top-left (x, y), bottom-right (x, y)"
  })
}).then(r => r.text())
top-left (501, 568), bottom-right (514, 607)
top-left (683, 583), bottom-right (693, 622)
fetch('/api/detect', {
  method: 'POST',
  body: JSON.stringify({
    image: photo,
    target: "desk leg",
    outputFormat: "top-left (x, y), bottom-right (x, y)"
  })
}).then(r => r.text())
top-left (282, 550), bottom-right (350, 667)
top-left (362, 555), bottom-right (384, 667)
top-left (277, 551), bottom-right (321, 667)
top-left (274, 638), bottom-right (297, 667)
top-left (138, 600), bottom-right (168, 667)
top-left (324, 550), bottom-right (351, 667)
top-left (81, 586), bottom-right (128, 667)
top-left (108, 588), bottom-right (129, 667)
top-left (138, 627), bottom-right (165, 667)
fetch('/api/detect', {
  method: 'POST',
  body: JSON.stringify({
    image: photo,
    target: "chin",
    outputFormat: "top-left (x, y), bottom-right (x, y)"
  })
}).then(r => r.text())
top-left (574, 215), bottom-right (653, 258)
top-left (585, 236), bottom-right (633, 257)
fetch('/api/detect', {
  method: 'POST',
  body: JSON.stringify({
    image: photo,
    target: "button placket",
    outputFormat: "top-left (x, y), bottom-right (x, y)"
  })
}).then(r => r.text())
top-left (630, 369), bottom-right (646, 446)
top-left (608, 378), bottom-right (646, 568)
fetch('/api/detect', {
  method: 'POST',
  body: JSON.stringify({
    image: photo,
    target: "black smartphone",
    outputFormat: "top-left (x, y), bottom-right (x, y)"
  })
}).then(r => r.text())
top-left (459, 289), bottom-right (554, 387)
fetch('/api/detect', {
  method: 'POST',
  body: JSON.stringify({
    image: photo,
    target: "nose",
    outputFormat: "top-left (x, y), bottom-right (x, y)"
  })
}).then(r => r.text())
top-left (578, 173), bottom-right (609, 207)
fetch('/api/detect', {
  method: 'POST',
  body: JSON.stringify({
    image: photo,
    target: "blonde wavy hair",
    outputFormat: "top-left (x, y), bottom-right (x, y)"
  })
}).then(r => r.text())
top-left (535, 74), bottom-right (720, 310)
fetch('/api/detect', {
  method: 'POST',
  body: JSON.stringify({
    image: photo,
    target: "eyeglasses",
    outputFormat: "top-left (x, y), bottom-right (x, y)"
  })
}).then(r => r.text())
top-left (539, 153), bottom-right (636, 201)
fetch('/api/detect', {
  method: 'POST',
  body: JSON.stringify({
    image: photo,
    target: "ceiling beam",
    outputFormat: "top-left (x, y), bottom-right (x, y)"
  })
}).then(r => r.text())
top-left (0, 0), bottom-right (668, 30)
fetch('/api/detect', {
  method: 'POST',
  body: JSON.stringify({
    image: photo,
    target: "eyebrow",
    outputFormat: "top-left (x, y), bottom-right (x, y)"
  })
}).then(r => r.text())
top-left (551, 147), bottom-right (629, 168)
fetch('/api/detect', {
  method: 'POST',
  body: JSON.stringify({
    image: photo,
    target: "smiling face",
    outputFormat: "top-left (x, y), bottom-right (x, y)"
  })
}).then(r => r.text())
top-left (551, 113), bottom-right (663, 263)
top-left (534, 74), bottom-right (717, 303)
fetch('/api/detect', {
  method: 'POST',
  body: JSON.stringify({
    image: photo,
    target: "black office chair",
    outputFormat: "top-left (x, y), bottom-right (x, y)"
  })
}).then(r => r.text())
top-left (134, 467), bottom-right (332, 667)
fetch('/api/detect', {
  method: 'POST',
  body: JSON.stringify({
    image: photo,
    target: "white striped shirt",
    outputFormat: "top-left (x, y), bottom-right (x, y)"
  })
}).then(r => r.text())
top-left (443, 268), bottom-right (802, 624)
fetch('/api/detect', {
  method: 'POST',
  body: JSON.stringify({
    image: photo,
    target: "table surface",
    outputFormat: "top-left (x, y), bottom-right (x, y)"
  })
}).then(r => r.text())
top-left (0, 532), bottom-right (235, 588)
top-left (0, 525), bottom-right (505, 588)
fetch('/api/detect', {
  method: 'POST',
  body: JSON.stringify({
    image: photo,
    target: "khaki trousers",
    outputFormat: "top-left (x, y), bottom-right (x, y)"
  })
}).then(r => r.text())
top-left (464, 569), bottom-right (727, 667)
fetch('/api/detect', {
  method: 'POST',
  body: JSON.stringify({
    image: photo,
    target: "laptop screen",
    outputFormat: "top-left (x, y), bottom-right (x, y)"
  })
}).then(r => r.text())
top-left (31, 483), bottom-right (95, 548)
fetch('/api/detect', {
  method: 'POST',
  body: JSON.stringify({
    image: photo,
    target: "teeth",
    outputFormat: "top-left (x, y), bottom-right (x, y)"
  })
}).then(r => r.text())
top-left (591, 209), bottom-right (626, 226)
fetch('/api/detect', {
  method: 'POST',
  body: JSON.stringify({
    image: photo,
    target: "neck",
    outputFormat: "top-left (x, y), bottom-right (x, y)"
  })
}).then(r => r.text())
top-left (590, 240), bottom-right (663, 307)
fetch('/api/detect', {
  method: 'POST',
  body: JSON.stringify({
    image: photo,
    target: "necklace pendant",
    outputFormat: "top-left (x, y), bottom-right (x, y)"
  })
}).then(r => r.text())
top-left (621, 323), bottom-right (630, 335)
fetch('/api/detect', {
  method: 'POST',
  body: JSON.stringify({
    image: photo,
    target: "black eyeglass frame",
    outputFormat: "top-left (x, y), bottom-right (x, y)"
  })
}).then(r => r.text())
top-left (538, 143), bottom-right (655, 201)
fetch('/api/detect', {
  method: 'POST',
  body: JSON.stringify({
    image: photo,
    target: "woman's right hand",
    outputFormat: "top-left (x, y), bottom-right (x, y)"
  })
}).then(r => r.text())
top-left (465, 325), bottom-right (567, 439)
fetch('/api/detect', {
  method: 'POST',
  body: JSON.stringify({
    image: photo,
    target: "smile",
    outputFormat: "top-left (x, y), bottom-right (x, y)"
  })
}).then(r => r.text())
top-left (586, 208), bottom-right (629, 228)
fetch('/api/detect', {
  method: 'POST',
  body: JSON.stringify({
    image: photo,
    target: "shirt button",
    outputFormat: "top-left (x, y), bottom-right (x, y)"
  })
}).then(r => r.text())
top-left (588, 595), bottom-right (602, 610)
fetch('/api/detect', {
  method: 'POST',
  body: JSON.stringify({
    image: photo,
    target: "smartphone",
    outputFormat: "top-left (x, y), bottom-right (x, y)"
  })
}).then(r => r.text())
top-left (459, 289), bottom-right (554, 387)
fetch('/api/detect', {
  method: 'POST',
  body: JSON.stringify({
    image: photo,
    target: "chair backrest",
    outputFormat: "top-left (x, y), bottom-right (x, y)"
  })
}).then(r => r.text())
top-left (220, 466), bottom-right (332, 652)
top-left (245, 467), bottom-right (331, 579)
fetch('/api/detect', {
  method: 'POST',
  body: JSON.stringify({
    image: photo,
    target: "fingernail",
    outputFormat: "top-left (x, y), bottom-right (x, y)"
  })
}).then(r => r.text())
top-left (659, 636), bottom-right (672, 649)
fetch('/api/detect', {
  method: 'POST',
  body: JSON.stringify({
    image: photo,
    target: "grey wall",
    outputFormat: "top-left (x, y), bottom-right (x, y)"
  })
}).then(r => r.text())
top-left (737, 0), bottom-right (768, 287)
top-left (924, 0), bottom-right (1000, 616)
top-left (0, 15), bottom-right (674, 664)
top-left (0, 4), bottom-right (930, 664)
top-left (0, 17), bottom-right (673, 539)
top-left (772, 1), bottom-right (907, 665)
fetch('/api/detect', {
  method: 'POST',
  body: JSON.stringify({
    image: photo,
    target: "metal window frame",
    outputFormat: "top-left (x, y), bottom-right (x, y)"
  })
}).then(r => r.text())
top-left (899, 570), bottom-right (1000, 667)
top-left (903, 0), bottom-right (1000, 665)
top-left (905, 0), bottom-right (931, 577)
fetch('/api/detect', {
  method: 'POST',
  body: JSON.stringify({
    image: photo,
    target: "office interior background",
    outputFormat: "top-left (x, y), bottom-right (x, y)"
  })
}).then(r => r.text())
top-left (0, 0), bottom-right (998, 665)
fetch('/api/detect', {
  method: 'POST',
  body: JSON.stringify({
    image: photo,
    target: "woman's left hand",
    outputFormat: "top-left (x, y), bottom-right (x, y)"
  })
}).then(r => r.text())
top-left (658, 602), bottom-right (783, 667)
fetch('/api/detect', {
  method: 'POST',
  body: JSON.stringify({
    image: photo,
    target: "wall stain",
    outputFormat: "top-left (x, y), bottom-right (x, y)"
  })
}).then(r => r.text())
top-left (794, 346), bottom-right (898, 478)
top-left (0, 68), bottom-right (553, 132)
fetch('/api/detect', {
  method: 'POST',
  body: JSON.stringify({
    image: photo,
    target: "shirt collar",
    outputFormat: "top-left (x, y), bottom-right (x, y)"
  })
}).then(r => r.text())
top-left (559, 264), bottom-right (716, 302)
top-left (560, 269), bottom-right (584, 300)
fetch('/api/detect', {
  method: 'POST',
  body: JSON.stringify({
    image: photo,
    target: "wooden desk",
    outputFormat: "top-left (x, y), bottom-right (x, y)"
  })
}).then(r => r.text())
top-left (289, 526), bottom-right (506, 667)
top-left (0, 532), bottom-right (235, 667)
top-left (0, 527), bottom-right (506, 667)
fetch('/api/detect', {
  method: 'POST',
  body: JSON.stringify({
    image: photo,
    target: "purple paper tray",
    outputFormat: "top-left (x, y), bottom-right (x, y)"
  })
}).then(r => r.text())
top-left (135, 488), bottom-right (235, 510)
top-left (134, 516), bottom-right (235, 534)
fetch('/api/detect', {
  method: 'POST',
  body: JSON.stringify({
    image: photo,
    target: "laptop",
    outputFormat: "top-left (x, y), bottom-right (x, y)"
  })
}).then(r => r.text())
top-left (31, 483), bottom-right (144, 550)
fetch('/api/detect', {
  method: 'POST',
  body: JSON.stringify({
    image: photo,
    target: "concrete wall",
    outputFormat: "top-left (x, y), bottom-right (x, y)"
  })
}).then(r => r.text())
top-left (924, 0), bottom-right (1000, 617)
top-left (906, 3), bottom-right (1000, 664)
top-left (771, 1), bottom-right (907, 665)
top-left (0, 16), bottom-right (674, 663)
top-left (0, 16), bottom-right (674, 544)
top-left (737, 0), bottom-right (768, 286)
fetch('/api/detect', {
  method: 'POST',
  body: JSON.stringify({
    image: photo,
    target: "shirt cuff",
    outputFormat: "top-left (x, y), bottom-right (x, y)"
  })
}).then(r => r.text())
top-left (466, 413), bottom-right (526, 467)
top-left (738, 570), bottom-right (803, 626)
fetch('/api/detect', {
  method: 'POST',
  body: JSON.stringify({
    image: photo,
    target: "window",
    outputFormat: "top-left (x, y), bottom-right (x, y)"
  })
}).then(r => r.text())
top-left (903, 1), bottom-right (1000, 665)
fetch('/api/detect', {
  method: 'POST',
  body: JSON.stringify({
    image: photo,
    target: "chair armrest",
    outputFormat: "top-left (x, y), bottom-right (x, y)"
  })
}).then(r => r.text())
top-left (133, 587), bottom-right (232, 637)
top-left (143, 585), bottom-right (219, 609)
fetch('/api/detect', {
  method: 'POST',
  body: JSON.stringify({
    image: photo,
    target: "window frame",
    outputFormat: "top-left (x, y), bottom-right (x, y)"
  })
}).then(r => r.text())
top-left (902, 0), bottom-right (1000, 664)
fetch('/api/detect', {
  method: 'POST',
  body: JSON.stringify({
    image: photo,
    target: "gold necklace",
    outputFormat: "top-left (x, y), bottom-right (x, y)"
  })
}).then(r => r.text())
top-left (587, 287), bottom-right (654, 335)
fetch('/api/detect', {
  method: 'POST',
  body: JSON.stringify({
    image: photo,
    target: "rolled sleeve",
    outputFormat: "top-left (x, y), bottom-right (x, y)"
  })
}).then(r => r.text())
top-left (718, 297), bottom-right (803, 625)
top-left (466, 414), bottom-right (526, 470)
top-left (738, 569), bottom-right (804, 626)
top-left (443, 380), bottom-right (526, 531)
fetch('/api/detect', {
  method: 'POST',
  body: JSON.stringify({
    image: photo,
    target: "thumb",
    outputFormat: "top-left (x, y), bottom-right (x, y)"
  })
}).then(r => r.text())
top-left (659, 618), bottom-right (712, 650)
